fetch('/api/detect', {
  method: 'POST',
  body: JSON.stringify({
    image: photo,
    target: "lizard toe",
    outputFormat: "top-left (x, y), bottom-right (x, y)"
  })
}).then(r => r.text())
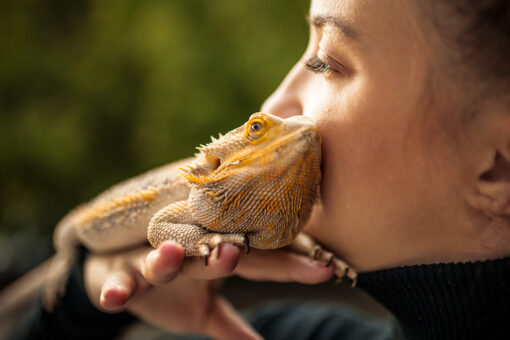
top-left (198, 244), bottom-right (211, 266)
top-left (203, 233), bottom-right (248, 254)
top-left (333, 258), bottom-right (349, 278)
top-left (312, 245), bottom-right (322, 260)
top-left (346, 267), bottom-right (358, 287)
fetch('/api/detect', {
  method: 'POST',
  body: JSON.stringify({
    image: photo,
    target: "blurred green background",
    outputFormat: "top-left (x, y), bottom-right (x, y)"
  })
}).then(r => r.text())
top-left (0, 0), bottom-right (309, 246)
top-left (0, 2), bottom-right (390, 327)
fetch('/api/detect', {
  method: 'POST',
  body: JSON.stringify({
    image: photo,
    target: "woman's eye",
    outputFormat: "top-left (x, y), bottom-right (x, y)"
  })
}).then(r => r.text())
top-left (304, 56), bottom-right (331, 75)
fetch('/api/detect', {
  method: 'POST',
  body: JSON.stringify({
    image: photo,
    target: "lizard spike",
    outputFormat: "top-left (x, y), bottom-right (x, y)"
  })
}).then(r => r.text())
top-left (197, 146), bottom-right (209, 153)
top-left (180, 165), bottom-right (192, 171)
top-left (218, 133), bottom-right (223, 138)
top-left (182, 172), bottom-right (205, 184)
top-left (179, 166), bottom-right (191, 174)
top-left (210, 136), bottom-right (217, 142)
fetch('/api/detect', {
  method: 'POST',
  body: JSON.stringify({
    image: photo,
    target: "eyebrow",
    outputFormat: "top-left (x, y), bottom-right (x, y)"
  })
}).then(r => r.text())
top-left (309, 14), bottom-right (358, 40)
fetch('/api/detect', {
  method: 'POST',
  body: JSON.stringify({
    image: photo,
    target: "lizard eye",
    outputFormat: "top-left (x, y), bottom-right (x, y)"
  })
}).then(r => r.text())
top-left (244, 116), bottom-right (267, 142)
top-left (250, 122), bottom-right (262, 132)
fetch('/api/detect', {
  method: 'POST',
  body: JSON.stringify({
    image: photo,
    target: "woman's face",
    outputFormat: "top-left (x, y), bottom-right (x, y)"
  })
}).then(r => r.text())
top-left (262, 0), bottom-right (485, 271)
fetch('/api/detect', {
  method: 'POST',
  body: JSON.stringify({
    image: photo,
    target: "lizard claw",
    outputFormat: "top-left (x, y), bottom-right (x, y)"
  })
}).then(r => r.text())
top-left (198, 244), bottom-right (211, 266)
top-left (325, 254), bottom-right (334, 267)
top-left (243, 235), bottom-right (250, 254)
top-left (197, 234), bottom-right (247, 263)
top-left (332, 261), bottom-right (357, 286)
top-left (216, 244), bottom-right (221, 259)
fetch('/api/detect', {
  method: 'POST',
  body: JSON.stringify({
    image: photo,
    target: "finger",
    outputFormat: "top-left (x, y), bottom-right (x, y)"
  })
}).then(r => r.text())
top-left (236, 249), bottom-right (334, 284)
top-left (183, 244), bottom-right (241, 280)
top-left (100, 270), bottom-right (137, 311)
top-left (141, 240), bottom-right (185, 285)
top-left (205, 295), bottom-right (263, 340)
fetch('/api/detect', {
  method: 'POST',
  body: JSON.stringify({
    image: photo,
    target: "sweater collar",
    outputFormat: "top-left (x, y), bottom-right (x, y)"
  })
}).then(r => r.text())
top-left (357, 257), bottom-right (510, 340)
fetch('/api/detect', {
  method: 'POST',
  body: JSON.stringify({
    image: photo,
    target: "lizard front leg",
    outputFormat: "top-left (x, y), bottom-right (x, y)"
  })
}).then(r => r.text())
top-left (148, 200), bottom-right (248, 264)
top-left (289, 232), bottom-right (358, 286)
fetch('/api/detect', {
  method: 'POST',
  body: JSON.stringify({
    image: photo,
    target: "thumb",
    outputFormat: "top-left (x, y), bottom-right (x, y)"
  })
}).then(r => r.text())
top-left (204, 295), bottom-right (263, 340)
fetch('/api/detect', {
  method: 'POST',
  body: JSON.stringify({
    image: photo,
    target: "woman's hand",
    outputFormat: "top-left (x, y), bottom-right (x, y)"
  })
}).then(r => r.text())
top-left (84, 241), bottom-right (334, 339)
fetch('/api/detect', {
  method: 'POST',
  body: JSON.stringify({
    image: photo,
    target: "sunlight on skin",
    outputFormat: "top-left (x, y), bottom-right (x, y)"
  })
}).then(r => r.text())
top-left (262, 0), bottom-right (510, 271)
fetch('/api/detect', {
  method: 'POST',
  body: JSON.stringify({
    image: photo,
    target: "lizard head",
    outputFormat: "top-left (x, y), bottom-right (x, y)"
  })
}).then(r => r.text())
top-left (183, 112), bottom-right (322, 248)
top-left (182, 112), bottom-right (320, 183)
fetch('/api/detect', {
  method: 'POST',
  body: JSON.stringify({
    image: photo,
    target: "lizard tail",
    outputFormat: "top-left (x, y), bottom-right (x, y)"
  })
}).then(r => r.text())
top-left (0, 257), bottom-right (53, 332)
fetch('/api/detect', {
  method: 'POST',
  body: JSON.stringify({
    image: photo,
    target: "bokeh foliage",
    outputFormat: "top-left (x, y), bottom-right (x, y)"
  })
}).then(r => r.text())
top-left (0, 0), bottom-right (309, 240)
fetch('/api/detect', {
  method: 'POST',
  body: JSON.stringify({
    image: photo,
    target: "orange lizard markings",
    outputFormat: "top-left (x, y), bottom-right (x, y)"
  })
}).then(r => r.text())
top-left (76, 188), bottom-right (158, 226)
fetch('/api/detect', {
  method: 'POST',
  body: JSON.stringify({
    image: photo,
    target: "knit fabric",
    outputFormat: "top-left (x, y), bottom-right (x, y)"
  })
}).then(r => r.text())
top-left (358, 257), bottom-right (510, 340)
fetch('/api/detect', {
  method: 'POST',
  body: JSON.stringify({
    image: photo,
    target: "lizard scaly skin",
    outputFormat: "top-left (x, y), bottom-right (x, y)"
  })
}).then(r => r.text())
top-left (42, 112), bottom-right (356, 310)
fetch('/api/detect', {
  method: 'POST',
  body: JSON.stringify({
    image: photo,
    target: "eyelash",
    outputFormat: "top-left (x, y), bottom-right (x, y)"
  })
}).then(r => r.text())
top-left (304, 56), bottom-right (332, 75)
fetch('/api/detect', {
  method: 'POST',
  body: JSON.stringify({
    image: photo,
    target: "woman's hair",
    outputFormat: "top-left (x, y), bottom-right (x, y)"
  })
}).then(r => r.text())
top-left (430, 0), bottom-right (510, 95)
top-left (453, 1), bottom-right (510, 83)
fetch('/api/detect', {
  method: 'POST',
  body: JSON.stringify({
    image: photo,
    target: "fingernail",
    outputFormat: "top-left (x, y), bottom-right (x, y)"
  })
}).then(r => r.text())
top-left (102, 285), bottom-right (129, 309)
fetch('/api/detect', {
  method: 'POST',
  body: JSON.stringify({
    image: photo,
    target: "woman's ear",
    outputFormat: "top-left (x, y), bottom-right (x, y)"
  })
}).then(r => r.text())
top-left (467, 104), bottom-right (510, 217)
top-left (466, 113), bottom-right (510, 217)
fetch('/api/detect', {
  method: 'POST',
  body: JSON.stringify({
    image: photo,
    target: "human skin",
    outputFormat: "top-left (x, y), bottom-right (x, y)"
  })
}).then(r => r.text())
top-left (262, 0), bottom-right (510, 271)
top-left (83, 0), bottom-right (510, 338)
top-left (84, 242), bottom-right (334, 339)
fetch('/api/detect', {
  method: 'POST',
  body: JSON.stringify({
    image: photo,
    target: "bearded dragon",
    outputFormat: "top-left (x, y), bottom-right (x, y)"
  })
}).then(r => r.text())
top-left (2, 112), bottom-right (357, 314)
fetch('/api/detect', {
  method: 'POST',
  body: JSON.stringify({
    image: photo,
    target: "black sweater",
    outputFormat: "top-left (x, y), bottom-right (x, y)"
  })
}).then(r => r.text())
top-left (358, 257), bottom-right (510, 340)
top-left (9, 253), bottom-right (510, 340)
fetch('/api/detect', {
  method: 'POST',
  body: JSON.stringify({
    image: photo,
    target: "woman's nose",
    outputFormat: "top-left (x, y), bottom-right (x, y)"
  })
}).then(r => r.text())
top-left (260, 61), bottom-right (309, 118)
